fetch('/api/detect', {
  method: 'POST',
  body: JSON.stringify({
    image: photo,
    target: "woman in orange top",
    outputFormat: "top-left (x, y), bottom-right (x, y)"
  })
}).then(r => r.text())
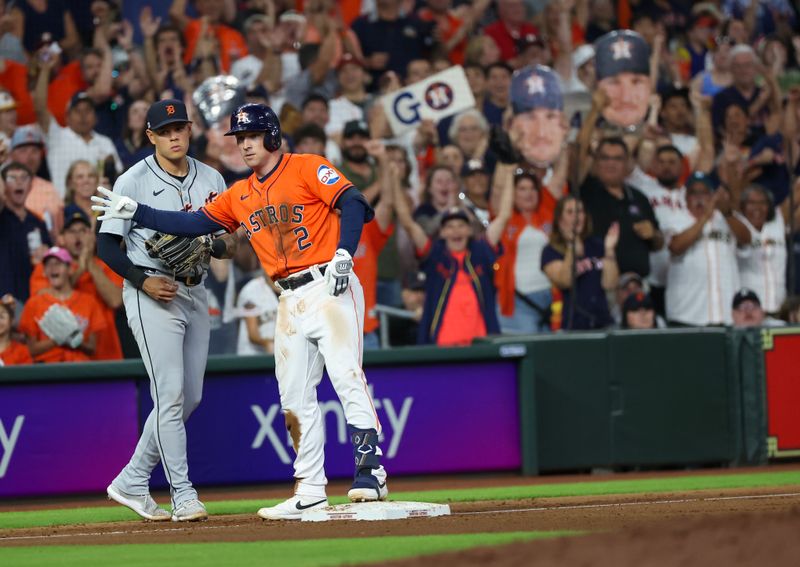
top-left (495, 170), bottom-right (560, 334)
top-left (0, 302), bottom-right (32, 366)
top-left (18, 247), bottom-right (105, 363)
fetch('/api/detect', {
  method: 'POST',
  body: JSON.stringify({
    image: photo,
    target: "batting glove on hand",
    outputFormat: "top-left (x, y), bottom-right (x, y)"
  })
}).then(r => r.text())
top-left (325, 249), bottom-right (353, 296)
top-left (91, 186), bottom-right (139, 221)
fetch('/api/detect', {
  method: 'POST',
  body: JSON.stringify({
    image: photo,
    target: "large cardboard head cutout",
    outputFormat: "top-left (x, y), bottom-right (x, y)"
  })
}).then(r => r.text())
top-left (509, 65), bottom-right (567, 167)
top-left (594, 30), bottom-right (652, 128)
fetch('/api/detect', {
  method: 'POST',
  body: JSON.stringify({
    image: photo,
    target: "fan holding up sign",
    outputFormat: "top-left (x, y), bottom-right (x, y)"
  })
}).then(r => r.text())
top-left (508, 65), bottom-right (567, 168)
top-left (594, 30), bottom-right (652, 129)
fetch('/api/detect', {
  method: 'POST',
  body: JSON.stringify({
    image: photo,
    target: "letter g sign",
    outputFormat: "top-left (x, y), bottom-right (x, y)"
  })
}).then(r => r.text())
top-left (393, 92), bottom-right (421, 125)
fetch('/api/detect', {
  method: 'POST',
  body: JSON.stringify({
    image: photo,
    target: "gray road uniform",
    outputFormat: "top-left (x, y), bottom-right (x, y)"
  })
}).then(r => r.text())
top-left (100, 155), bottom-right (226, 508)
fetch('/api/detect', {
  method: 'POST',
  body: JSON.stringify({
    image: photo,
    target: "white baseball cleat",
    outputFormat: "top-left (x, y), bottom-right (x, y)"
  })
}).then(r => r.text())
top-left (171, 499), bottom-right (208, 522)
top-left (106, 484), bottom-right (171, 521)
top-left (257, 495), bottom-right (329, 520)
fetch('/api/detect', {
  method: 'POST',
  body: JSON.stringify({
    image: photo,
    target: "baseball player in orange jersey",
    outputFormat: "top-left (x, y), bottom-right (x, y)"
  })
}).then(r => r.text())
top-left (93, 103), bottom-right (387, 520)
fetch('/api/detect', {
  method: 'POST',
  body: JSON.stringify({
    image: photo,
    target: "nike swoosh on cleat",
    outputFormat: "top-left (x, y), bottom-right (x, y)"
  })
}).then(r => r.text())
top-left (295, 498), bottom-right (327, 511)
top-left (240, 194), bottom-right (250, 200)
top-left (379, 482), bottom-right (386, 488)
top-left (153, 188), bottom-right (165, 196)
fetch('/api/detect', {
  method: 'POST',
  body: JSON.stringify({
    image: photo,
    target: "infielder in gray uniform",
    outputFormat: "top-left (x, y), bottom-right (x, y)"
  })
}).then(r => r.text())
top-left (97, 99), bottom-right (232, 522)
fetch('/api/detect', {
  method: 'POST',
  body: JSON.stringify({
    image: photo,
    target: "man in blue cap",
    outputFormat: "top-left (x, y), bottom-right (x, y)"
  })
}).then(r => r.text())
top-left (508, 64), bottom-right (567, 168)
top-left (594, 30), bottom-right (652, 128)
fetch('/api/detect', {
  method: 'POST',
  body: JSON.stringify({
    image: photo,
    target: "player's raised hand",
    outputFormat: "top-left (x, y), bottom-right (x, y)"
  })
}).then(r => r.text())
top-left (325, 249), bottom-right (353, 296)
top-left (91, 186), bottom-right (139, 221)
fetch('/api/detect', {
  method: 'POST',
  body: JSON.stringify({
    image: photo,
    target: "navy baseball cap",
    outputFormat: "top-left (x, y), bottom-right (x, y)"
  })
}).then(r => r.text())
top-left (68, 91), bottom-right (94, 111)
top-left (623, 291), bottom-right (654, 313)
top-left (462, 159), bottom-right (486, 177)
top-left (594, 30), bottom-right (650, 81)
top-left (62, 204), bottom-right (91, 230)
top-left (343, 119), bottom-right (370, 138)
top-left (146, 99), bottom-right (190, 131)
top-left (511, 65), bottom-right (563, 114)
top-left (733, 288), bottom-right (761, 309)
top-left (439, 207), bottom-right (471, 227)
top-left (686, 171), bottom-right (716, 192)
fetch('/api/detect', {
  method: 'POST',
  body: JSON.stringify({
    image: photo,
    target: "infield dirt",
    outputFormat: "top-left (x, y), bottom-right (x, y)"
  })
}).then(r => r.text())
top-left (1, 467), bottom-right (799, 566)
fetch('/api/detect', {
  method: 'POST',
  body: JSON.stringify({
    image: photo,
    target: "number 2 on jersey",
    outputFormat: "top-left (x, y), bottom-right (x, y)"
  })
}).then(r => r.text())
top-left (294, 226), bottom-right (312, 251)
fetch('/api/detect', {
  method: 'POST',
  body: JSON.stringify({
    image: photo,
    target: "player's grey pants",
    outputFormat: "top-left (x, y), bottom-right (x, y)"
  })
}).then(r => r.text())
top-left (114, 280), bottom-right (210, 508)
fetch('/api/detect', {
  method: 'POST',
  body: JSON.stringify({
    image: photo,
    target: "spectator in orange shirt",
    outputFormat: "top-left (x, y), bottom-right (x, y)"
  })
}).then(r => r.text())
top-left (0, 60), bottom-right (35, 126)
top-left (12, 125), bottom-right (63, 238)
top-left (353, 141), bottom-right (393, 350)
top-left (29, 207), bottom-right (123, 360)
top-left (170, 0), bottom-right (248, 73)
top-left (45, 47), bottom-right (113, 129)
top-left (0, 300), bottom-right (32, 366)
top-left (395, 164), bottom-right (515, 346)
top-left (19, 246), bottom-right (106, 363)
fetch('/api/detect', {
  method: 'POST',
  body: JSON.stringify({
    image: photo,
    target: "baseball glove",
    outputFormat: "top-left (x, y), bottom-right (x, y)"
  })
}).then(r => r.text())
top-left (145, 233), bottom-right (212, 276)
top-left (38, 304), bottom-right (83, 348)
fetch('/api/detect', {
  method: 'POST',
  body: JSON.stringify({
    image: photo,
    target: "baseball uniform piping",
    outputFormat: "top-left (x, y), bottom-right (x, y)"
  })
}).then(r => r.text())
top-left (136, 289), bottom-right (176, 504)
top-left (348, 286), bottom-right (380, 430)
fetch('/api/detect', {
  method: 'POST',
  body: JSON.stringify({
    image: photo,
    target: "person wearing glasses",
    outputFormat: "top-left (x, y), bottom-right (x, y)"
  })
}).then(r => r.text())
top-left (579, 137), bottom-right (663, 279)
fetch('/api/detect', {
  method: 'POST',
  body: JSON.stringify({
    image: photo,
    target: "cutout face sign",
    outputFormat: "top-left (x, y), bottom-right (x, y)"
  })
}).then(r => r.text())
top-left (509, 65), bottom-right (567, 167)
top-left (594, 30), bottom-right (652, 129)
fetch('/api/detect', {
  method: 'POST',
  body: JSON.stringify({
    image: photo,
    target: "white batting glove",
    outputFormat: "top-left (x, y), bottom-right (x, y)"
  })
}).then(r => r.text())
top-left (325, 249), bottom-right (353, 296)
top-left (91, 186), bottom-right (139, 221)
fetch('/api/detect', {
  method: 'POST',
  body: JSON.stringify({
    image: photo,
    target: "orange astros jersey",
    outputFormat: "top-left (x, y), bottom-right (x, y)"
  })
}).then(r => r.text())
top-left (202, 154), bottom-right (354, 280)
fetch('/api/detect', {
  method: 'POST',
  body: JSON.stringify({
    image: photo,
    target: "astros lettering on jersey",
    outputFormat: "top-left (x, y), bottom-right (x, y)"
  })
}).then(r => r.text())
top-left (201, 154), bottom-right (353, 280)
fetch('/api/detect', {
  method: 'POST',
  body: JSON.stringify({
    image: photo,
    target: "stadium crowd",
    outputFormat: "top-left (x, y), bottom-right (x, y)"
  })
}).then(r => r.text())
top-left (1, 0), bottom-right (800, 365)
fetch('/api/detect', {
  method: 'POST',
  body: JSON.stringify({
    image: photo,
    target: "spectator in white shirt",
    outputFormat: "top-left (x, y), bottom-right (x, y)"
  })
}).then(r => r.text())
top-left (663, 172), bottom-right (750, 326)
top-left (236, 274), bottom-right (279, 356)
top-left (734, 184), bottom-right (786, 315)
top-left (326, 53), bottom-right (372, 144)
top-left (628, 145), bottom-right (687, 315)
top-left (33, 53), bottom-right (122, 198)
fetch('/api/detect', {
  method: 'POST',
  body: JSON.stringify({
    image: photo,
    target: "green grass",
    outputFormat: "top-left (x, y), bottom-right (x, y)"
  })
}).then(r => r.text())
top-left (0, 531), bottom-right (574, 567)
top-left (1, 469), bottom-right (798, 530)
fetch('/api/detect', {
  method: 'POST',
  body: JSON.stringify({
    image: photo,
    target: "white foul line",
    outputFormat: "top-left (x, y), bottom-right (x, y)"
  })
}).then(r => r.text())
top-left (1, 492), bottom-right (799, 543)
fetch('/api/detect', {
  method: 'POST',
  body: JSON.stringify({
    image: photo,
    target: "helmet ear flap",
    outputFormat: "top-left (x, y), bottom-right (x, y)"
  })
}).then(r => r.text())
top-left (263, 130), bottom-right (281, 152)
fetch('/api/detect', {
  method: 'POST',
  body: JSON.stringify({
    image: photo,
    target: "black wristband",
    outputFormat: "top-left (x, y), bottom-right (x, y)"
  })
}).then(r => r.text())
top-left (125, 266), bottom-right (148, 290)
top-left (210, 238), bottom-right (227, 259)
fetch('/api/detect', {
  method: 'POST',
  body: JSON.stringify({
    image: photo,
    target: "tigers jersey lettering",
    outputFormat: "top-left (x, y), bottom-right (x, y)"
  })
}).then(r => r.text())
top-left (201, 154), bottom-right (354, 280)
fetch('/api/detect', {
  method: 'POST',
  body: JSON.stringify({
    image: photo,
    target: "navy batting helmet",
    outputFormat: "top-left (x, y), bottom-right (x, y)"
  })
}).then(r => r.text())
top-left (224, 103), bottom-right (282, 152)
